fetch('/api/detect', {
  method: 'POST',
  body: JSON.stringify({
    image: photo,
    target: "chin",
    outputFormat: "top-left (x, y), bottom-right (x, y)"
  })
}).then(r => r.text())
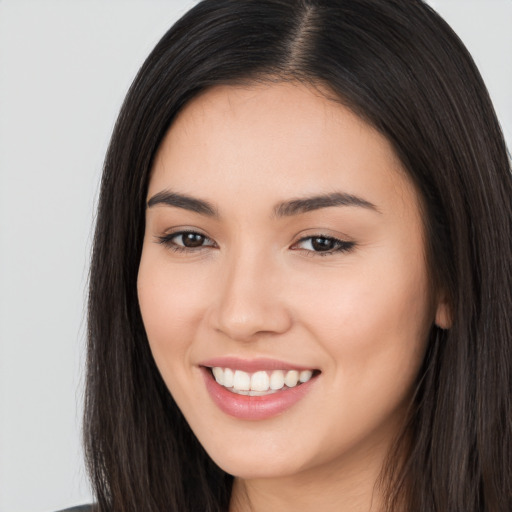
top-left (198, 433), bottom-right (313, 480)
top-left (214, 455), bottom-right (303, 480)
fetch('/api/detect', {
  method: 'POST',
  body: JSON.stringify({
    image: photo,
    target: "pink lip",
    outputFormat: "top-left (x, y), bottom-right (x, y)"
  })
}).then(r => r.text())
top-left (200, 366), bottom-right (319, 421)
top-left (199, 356), bottom-right (315, 373)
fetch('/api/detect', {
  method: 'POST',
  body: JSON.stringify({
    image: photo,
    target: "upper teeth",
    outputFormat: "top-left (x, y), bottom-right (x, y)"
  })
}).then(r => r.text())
top-left (211, 367), bottom-right (314, 395)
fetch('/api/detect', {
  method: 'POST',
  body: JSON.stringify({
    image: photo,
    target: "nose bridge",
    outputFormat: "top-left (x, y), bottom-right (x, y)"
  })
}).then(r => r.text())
top-left (212, 242), bottom-right (291, 341)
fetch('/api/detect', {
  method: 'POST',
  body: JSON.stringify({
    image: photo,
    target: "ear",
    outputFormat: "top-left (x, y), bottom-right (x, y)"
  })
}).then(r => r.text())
top-left (434, 291), bottom-right (452, 329)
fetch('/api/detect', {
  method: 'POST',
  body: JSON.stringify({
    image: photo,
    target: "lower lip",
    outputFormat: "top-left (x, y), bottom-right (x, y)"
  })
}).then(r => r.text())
top-left (201, 367), bottom-right (318, 420)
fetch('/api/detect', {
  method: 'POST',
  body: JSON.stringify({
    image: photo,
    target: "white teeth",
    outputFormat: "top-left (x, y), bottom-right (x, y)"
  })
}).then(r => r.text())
top-left (212, 366), bottom-right (224, 385)
top-left (224, 368), bottom-right (234, 388)
top-left (251, 371), bottom-right (270, 392)
top-left (233, 370), bottom-right (251, 391)
top-left (211, 367), bottom-right (316, 394)
top-left (270, 370), bottom-right (285, 390)
top-left (284, 370), bottom-right (299, 387)
top-left (299, 370), bottom-right (313, 383)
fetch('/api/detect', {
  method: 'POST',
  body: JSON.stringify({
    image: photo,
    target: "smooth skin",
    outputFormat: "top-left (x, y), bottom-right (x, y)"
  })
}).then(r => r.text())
top-left (137, 82), bottom-right (450, 512)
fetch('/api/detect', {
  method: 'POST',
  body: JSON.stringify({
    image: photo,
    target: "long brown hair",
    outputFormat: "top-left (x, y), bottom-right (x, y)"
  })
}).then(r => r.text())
top-left (85, 1), bottom-right (512, 510)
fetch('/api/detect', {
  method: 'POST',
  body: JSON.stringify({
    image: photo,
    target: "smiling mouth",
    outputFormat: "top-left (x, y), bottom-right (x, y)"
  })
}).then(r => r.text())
top-left (208, 367), bottom-right (320, 396)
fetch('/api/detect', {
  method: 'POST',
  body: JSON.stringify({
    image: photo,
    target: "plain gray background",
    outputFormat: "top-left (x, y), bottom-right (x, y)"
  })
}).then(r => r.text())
top-left (0, 1), bottom-right (510, 511)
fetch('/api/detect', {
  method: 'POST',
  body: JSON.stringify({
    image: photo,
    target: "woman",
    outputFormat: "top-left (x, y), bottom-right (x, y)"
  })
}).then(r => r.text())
top-left (82, 0), bottom-right (512, 511)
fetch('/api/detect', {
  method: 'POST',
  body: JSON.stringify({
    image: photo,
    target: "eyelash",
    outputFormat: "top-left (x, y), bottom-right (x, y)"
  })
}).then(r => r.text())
top-left (157, 231), bottom-right (355, 256)
top-left (157, 231), bottom-right (216, 253)
top-left (293, 235), bottom-right (355, 256)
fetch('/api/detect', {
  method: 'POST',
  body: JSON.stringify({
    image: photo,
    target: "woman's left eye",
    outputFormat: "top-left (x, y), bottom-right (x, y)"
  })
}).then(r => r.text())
top-left (292, 235), bottom-right (355, 255)
top-left (157, 231), bottom-right (216, 252)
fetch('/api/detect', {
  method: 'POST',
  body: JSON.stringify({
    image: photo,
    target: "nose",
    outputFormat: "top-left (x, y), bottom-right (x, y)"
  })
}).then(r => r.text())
top-left (209, 248), bottom-right (293, 342)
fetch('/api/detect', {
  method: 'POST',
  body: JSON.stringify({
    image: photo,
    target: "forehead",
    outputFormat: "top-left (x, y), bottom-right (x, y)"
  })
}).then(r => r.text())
top-left (149, 82), bottom-right (418, 219)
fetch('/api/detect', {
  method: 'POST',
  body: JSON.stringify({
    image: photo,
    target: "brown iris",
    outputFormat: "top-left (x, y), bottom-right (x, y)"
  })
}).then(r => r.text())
top-left (181, 233), bottom-right (206, 248)
top-left (311, 237), bottom-right (336, 252)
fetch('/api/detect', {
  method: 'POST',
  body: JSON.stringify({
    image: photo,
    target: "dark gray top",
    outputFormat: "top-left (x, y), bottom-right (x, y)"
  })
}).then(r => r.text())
top-left (56, 506), bottom-right (93, 512)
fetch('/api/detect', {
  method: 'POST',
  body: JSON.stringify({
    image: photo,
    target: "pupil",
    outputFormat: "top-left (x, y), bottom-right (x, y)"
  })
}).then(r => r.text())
top-left (183, 233), bottom-right (204, 247)
top-left (312, 237), bottom-right (333, 251)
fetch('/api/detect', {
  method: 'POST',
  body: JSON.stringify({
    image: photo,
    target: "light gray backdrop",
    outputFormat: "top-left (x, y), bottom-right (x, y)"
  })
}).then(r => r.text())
top-left (0, 1), bottom-right (510, 511)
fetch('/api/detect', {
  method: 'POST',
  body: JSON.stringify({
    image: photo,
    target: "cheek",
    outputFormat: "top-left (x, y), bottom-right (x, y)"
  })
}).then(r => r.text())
top-left (137, 251), bottom-right (209, 366)
top-left (311, 264), bottom-right (432, 430)
top-left (295, 250), bottom-right (433, 379)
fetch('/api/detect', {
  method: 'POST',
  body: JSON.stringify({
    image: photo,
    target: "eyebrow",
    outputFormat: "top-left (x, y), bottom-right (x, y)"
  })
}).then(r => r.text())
top-left (146, 190), bottom-right (379, 218)
top-left (147, 190), bottom-right (218, 217)
top-left (274, 192), bottom-right (380, 217)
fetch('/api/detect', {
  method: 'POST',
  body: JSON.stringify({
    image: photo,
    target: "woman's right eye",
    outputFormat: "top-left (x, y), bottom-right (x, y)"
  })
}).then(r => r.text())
top-left (157, 231), bottom-right (216, 252)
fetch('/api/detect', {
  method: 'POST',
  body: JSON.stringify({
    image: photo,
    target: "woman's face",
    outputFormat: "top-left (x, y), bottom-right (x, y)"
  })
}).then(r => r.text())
top-left (138, 83), bottom-right (449, 482)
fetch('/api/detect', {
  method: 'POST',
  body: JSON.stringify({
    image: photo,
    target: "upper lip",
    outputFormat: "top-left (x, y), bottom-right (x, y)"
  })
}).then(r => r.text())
top-left (199, 356), bottom-right (317, 373)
